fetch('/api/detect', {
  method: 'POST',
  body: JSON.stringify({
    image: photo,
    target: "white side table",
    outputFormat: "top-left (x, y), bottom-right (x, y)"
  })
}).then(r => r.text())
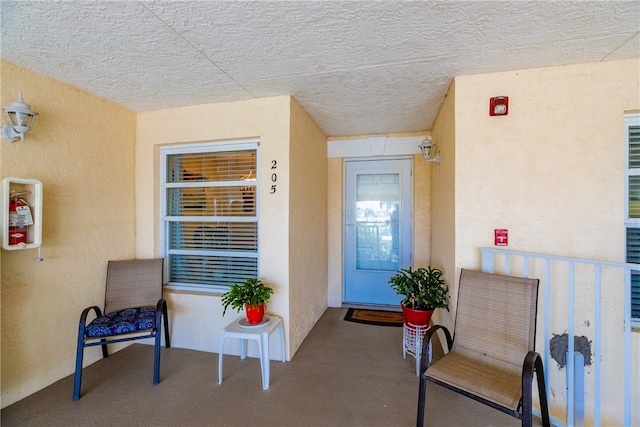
top-left (218, 315), bottom-right (285, 390)
top-left (403, 322), bottom-right (431, 376)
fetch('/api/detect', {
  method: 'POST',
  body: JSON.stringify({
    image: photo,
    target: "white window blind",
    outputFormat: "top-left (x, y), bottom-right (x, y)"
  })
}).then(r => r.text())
top-left (624, 114), bottom-right (640, 321)
top-left (161, 142), bottom-right (258, 290)
top-left (625, 228), bottom-right (640, 319)
top-left (627, 122), bottom-right (640, 218)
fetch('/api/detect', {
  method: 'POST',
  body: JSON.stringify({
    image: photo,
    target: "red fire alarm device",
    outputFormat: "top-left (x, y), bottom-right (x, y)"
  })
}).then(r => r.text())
top-left (489, 96), bottom-right (509, 116)
top-left (494, 229), bottom-right (508, 246)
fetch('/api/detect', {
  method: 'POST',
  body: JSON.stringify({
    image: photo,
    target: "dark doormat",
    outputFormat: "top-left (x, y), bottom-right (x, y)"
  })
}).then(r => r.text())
top-left (343, 308), bottom-right (404, 327)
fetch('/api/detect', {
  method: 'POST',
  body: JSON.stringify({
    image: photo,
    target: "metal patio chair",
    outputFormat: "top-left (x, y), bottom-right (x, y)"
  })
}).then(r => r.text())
top-left (73, 258), bottom-right (170, 400)
top-left (417, 269), bottom-right (550, 427)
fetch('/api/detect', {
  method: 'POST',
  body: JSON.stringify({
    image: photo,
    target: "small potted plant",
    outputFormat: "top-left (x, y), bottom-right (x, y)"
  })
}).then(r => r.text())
top-left (221, 278), bottom-right (274, 324)
top-left (389, 266), bottom-right (448, 326)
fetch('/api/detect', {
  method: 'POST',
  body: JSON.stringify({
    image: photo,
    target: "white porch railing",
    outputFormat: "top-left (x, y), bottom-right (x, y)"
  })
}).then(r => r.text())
top-left (480, 248), bottom-right (636, 427)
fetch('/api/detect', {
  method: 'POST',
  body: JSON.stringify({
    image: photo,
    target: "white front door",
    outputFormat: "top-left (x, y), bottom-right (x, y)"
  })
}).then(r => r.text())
top-left (344, 158), bottom-right (413, 305)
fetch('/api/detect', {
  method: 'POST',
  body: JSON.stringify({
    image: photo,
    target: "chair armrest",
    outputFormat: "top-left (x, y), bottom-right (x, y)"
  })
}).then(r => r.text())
top-left (155, 298), bottom-right (167, 329)
top-left (78, 306), bottom-right (102, 338)
top-left (156, 298), bottom-right (171, 348)
top-left (522, 351), bottom-right (551, 427)
top-left (420, 325), bottom-right (453, 373)
top-left (522, 350), bottom-right (540, 381)
top-left (79, 306), bottom-right (102, 325)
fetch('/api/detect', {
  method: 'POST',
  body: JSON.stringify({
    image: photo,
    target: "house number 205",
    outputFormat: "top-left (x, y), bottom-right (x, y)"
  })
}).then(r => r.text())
top-left (270, 160), bottom-right (278, 194)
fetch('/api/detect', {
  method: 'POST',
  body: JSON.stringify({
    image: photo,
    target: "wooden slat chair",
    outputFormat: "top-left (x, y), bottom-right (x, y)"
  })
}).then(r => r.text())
top-left (417, 269), bottom-right (550, 427)
top-left (73, 259), bottom-right (170, 400)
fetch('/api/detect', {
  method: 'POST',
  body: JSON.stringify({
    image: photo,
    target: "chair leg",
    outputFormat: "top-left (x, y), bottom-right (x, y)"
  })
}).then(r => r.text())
top-left (74, 305), bottom-right (103, 400)
top-left (417, 326), bottom-right (450, 427)
top-left (153, 319), bottom-right (162, 385)
top-left (534, 354), bottom-right (551, 427)
top-left (101, 338), bottom-right (109, 358)
top-left (163, 302), bottom-right (171, 348)
top-left (522, 351), bottom-right (550, 427)
top-left (73, 335), bottom-right (85, 400)
top-left (417, 372), bottom-right (427, 427)
top-left (522, 352), bottom-right (535, 427)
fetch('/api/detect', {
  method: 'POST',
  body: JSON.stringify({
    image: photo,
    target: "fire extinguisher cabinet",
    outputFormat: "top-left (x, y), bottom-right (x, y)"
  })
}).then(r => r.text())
top-left (1, 177), bottom-right (43, 250)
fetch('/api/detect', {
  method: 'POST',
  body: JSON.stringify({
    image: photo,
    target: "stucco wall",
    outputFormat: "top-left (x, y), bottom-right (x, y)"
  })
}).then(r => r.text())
top-left (0, 60), bottom-right (137, 407)
top-left (327, 157), bottom-right (343, 307)
top-left (288, 97), bottom-right (328, 350)
top-left (429, 80), bottom-right (456, 330)
top-left (453, 58), bottom-right (640, 425)
top-left (455, 59), bottom-right (639, 266)
top-left (136, 96), bottom-right (322, 359)
top-left (413, 153), bottom-right (432, 267)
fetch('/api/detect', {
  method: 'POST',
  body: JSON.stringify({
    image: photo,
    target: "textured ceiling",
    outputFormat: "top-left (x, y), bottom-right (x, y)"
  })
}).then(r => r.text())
top-left (1, 1), bottom-right (639, 137)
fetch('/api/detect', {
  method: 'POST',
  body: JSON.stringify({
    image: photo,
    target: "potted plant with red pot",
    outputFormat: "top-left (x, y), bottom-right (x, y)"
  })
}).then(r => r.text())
top-left (389, 266), bottom-right (449, 326)
top-left (221, 278), bottom-right (274, 324)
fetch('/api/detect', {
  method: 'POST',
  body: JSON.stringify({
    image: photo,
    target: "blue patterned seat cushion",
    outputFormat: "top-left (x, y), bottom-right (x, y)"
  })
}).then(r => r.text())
top-left (85, 307), bottom-right (156, 338)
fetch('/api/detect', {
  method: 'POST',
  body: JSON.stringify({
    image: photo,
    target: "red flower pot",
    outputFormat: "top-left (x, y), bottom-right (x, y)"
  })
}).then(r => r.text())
top-left (245, 303), bottom-right (265, 324)
top-left (401, 305), bottom-right (434, 327)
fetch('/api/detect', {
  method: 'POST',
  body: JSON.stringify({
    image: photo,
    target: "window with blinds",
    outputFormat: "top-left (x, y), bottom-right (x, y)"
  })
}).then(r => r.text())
top-left (161, 141), bottom-right (259, 291)
top-left (624, 114), bottom-right (640, 321)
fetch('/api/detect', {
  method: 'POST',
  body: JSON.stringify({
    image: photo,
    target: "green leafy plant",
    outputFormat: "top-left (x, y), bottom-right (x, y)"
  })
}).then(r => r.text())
top-left (389, 266), bottom-right (449, 311)
top-left (221, 278), bottom-right (274, 316)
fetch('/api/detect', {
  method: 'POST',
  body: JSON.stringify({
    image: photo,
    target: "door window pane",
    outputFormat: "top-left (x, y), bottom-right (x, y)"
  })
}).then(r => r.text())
top-left (355, 173), bottom-right (399, 271)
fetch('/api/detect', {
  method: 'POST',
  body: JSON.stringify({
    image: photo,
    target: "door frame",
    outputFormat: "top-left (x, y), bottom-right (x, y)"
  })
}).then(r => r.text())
top-left (342, 156), bottom-right (413, 305)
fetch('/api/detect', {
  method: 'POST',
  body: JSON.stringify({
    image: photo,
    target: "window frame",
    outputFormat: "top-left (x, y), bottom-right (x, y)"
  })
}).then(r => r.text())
top-left (623, 113), bottom-right (640, 326)
top-left (160, 139), bottom-right (260, 293)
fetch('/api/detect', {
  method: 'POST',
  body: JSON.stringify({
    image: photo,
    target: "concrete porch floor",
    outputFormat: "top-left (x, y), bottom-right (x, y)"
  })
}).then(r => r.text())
top-left (1, 308), bottom-right (539, 426)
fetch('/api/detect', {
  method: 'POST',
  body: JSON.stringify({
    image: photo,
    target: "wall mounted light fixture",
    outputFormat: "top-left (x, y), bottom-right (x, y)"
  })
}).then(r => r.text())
top-left (1, 92), bottom-right (39, 143)
top-left (418, 136), bottom-right (440, 164)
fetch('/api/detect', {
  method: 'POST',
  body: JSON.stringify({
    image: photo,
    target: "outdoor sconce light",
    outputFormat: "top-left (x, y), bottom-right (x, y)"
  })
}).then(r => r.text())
top-left (419, 136), bottom-right (440, 164)
top-left (1, 92), bottom-right (39, 143)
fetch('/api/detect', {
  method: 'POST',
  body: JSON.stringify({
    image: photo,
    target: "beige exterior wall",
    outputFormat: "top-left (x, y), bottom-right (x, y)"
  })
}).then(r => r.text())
top-left (455, 59), bottom-right (639, 265)
top-left (452, 59), bottom-right (640, 425)
top-left (136, 95), bottom-right (327, 360)
top-left (327, 157), bottom-right (343, 306)
top-left (288, 97), bottom-right (328, 349)
top-left (429, 80), bottom-right (456, 330)
top-left (413, 153), bottom-right (432, 267)
top-left (0, 61), bottom-right (137, 407)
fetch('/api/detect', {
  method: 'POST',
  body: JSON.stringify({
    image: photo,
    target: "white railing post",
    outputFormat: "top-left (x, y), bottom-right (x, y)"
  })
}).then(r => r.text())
top-left (481, 249), bottom-right (494, 273)
top-left (624, 270), bottom-right (632, 427)
top-left (567, 262), bottom-right (575, 427)
top-left (594, 266), bottom-right (602, 427)
top-left (544, 258), bottom-right (551, 407)
top-left (567, 351), bottom-right (585, 426)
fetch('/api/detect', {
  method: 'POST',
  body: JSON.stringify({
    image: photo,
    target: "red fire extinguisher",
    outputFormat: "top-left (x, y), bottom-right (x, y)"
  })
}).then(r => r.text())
top-left (8, 195), bottom-right (30, 246)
